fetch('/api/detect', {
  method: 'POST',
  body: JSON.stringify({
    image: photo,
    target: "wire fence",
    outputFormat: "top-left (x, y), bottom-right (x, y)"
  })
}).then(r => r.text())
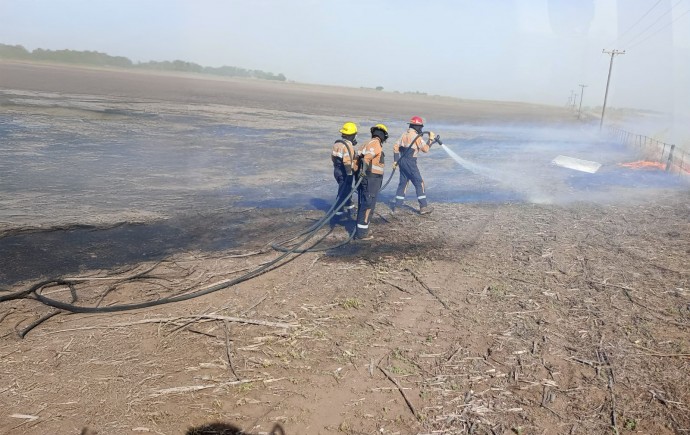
top-left (607, 127), bottom-right (690, 176)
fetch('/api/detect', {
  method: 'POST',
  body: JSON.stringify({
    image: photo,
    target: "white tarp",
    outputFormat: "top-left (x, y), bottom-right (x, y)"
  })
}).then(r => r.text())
top-left (552, 155), bottom-right (602, 174)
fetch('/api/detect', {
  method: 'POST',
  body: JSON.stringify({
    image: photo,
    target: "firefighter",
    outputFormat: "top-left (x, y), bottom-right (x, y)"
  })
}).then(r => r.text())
top-left (392, 116), bottom-right (437, 214)
top-left (331, 122), bottom-right (357, 218)
top-left (352, 124), bottom-right (388, 240)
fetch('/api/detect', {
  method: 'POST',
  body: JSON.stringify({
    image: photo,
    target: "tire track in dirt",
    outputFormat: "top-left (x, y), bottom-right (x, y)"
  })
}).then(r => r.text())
top-left (288, 205), bottom-right (501, 432)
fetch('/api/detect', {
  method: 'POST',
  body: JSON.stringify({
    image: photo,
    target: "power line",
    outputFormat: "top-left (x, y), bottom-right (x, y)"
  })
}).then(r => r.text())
top-left (608, 0), bottom-right (663, 47)
top-left (627, 7), bottom-right (690, 50)
top-left (620, 0), bottom-right (685, 49)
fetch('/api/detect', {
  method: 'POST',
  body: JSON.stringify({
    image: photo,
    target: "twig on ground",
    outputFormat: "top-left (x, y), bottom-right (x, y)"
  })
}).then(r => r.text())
top-left (633, 344), bottom-right (690, 358)
top-left (447, 346), bottom-right (463, 363)
top-left (42, 314), bottom-right (298, 335)
top-left (64, 262), bottom-right (161, 282)
top-left (96, 284), bottom-right (117, 308)
top-left (223, 319), bottom-right (240, 381)
top-left (241, 293), bottom-right (269, 315)
top-left (379, 365), bottom-right (420, 420)
top-left (225, 250), bottom-right (267, 258)
top-left (540, 386), bottom-right (562, 419)
top-left (649, 389), bottom-right (686, 407)
top-left (187, 328), bottom-right (221, 339)
top-left (149, 378), bottom-right (261, 397)
top-left (594, 281), bottom-right (690, 328)
top-left (405, 268), bottom-right (449, 309)
top-left (566, 356), bottom-right (608, 368)
top-left (375, 211), bottom-right (391, 223)
top-left (0, 308), bottom-right (15, 324)
top-left (507, 276), bottom-right (541, 286)
top-left (19, 310), bottom-right (62, 338)
top-left (599, 349), bottom-right (618, 435)
top-left (378, 278), bottom-right (412, 294)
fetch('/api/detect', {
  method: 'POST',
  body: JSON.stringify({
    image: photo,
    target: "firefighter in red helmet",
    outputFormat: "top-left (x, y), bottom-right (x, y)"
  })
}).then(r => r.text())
top-left (392, 116), bottom-right (436, 214)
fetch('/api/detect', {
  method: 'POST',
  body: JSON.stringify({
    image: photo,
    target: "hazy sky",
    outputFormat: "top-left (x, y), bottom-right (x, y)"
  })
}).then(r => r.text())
top-left (1, 0), bottom-right (689, 114)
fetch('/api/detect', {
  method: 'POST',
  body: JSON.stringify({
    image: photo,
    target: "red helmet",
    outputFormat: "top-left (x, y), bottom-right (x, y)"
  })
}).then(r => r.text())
top-left (409, 116), bottom-right (424, 126)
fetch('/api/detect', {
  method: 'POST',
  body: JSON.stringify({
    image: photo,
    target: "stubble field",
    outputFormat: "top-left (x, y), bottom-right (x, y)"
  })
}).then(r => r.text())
top-left (1, 61), bottom-right (689, 435)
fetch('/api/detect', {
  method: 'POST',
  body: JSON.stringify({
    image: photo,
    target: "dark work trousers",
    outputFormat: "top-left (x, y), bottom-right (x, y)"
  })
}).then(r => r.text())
top-left (394, 157), bottom-right (428, 208)
top-left (355, 173), bottom-right (383, 238)
top-left (333, 163), bottom-right (354, 215)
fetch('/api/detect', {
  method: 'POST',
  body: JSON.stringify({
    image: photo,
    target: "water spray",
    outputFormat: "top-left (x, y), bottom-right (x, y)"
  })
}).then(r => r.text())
top-left (435, 136), bottom-right (553, 203)
top-left (437, 139), bottom-right (504, 182)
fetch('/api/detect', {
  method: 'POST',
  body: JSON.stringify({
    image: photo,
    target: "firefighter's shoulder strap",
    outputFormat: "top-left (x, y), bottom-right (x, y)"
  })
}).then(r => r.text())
top-left (334, 139), bottom-right (354, 161)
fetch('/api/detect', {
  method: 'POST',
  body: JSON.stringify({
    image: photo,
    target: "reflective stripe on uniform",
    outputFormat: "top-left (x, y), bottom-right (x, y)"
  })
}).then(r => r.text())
top-left (396, 196), bottom-right (405, 200)
top-left (357, 224), bottom-right (369, 229)
top-left (335, 211), bottom-right (343, 215)
top-left (345, 205), bottom-right (355, 210)
top-left (333, 151), bottom-right (344, 158)
top-left (372, 165), bottom-right (384, 172)
top-left (418, 195), bottom-right (427, 199)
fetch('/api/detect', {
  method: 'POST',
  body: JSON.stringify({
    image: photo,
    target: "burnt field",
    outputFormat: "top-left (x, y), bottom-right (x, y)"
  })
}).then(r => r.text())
top-left (1, 61), bottom-right (689, 435)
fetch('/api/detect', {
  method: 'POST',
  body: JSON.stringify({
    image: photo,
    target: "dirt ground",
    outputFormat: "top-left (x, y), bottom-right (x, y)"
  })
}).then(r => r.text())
top-left (1, 62), bottom-right (689, 435)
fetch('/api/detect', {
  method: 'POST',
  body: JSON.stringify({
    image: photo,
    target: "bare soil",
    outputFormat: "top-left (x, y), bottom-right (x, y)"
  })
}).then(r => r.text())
top-left (1, 61), bottom-right (689, 435)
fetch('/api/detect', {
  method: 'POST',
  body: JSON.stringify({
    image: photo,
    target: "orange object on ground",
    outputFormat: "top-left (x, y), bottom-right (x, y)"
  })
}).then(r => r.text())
top-left (619, 161), bottom-right (666, 170)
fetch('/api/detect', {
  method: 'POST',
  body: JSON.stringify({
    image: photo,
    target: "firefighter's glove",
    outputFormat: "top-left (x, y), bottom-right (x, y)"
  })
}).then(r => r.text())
top-left (392, 162), bottom-right (398, 170)
top-left (427, 131), bottom-right (437, 147)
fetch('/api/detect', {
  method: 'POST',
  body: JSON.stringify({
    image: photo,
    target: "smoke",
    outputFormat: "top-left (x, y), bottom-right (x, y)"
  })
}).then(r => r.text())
top-left (437, 142), bottom-right (558, 204)
top-left (421, 122), bottom-right (688, 206)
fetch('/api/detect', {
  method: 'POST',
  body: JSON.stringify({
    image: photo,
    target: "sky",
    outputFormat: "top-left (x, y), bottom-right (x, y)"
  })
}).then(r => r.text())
top-left (1, 0), bottom-right (689, 117)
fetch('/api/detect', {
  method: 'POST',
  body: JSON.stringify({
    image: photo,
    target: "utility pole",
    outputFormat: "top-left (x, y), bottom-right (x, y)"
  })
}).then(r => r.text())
top-left (600, 49), bottom-right (625, 130)
top-left (577, 84), bottom-right (588, 119)
top-left (570, 90), bottom-right (576, 109)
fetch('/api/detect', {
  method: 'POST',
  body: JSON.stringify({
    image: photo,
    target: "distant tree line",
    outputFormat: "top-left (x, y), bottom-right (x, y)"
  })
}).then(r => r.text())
top-left (0, 43), bottom-right (286, 81)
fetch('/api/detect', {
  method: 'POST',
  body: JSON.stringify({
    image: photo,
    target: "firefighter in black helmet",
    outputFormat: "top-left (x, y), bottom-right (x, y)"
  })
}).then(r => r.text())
top-left (352, 124), bottom-right (388, 240)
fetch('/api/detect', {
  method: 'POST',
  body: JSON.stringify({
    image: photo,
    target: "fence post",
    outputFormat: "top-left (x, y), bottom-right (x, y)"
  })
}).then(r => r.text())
top-left (665, 145), bottom-right (676, 172)
top-left (679, 150), bottom-right (685, 176)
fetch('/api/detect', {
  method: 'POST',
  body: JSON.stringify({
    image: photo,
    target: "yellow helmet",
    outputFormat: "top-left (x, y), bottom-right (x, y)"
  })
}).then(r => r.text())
top-left (370, 123), bottom-right (389, 141)
top-left (339, 122), bottom-right (358, 135)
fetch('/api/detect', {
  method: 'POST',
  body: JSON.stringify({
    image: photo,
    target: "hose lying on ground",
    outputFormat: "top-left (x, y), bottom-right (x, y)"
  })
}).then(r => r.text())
top-left (2, 131), bottom-right (436, 324)
top-left (1, 175), bottom-right (363, 318)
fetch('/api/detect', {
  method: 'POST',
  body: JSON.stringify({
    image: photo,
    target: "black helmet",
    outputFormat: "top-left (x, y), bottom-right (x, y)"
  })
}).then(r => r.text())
top-left (370, 123), bottom-right (389, 141)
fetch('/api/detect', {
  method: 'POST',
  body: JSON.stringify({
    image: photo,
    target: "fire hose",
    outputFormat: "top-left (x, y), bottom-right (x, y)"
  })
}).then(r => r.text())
top-left (1, 141), bottom-right (365, 317)
top-left (1, 130), bottom-right (443, 325)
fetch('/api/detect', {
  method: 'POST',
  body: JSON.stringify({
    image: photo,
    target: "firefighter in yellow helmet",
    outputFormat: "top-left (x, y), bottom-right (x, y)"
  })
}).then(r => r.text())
top-left (331, 122), bottom-right (357, 219)
top-left (352, 124), bottom-right (388, 240)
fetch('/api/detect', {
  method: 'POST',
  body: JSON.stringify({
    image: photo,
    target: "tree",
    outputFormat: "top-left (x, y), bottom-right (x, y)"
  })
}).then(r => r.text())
top-left (0, 43), bottom-right (31, 59)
